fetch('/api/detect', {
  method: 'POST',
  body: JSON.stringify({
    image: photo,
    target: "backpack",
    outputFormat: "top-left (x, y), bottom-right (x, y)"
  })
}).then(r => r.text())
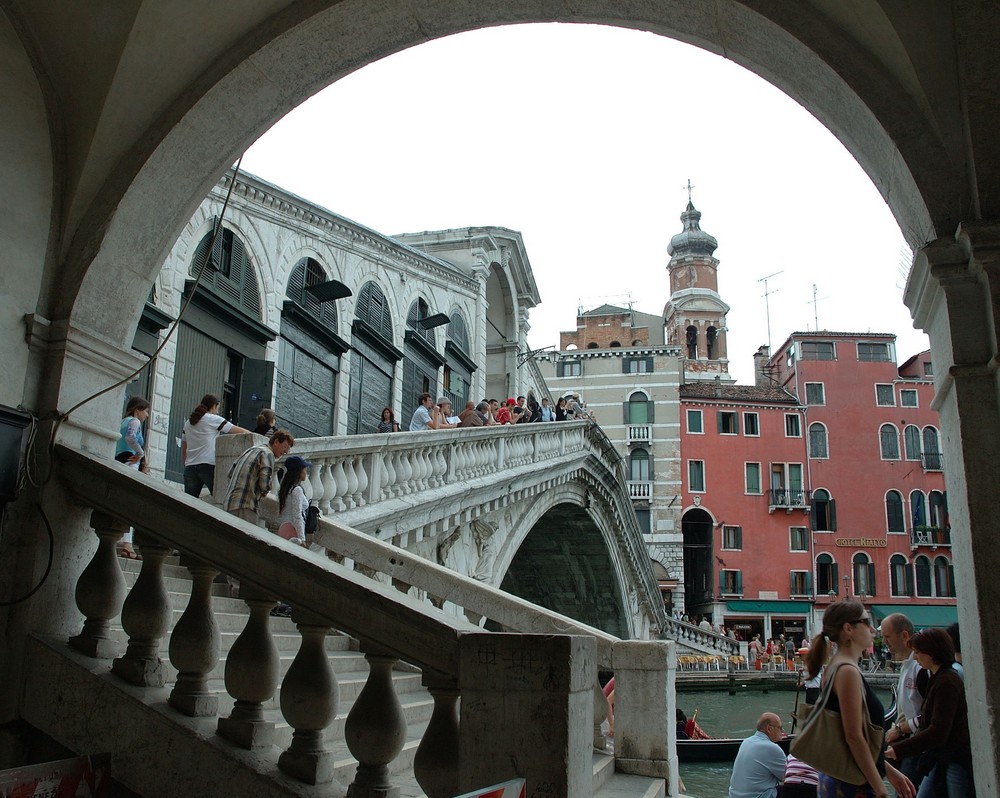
top-left (304, 504), bottom-right (321, 535)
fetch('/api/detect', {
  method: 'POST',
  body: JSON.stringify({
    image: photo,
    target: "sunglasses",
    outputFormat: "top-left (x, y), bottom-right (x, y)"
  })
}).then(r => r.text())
top-left (849, 617), bottom-right (874, 628)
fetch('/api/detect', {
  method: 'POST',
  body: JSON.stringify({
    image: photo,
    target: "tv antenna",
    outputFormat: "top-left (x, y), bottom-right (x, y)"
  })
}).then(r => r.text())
top-left (758, 271), bottom-right (783, 349)
top-left (808, 284), bottom-right (828, 331)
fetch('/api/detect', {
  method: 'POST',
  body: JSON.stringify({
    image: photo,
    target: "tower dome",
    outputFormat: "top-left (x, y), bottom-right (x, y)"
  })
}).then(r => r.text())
top-left (668, 201), bottom-right (718, 260)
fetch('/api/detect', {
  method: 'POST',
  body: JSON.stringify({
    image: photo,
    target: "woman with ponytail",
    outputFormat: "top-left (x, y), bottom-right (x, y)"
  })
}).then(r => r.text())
top-left (181, 393), bottom-right (249, 497)
top-left (803, 600), bottom-right (915, 798)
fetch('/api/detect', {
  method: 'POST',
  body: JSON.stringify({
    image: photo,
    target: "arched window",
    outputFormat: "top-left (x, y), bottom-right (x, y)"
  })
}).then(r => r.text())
top-left (934, 556), bottom-right (955, 597)
top-left (406, 298), bottom-right (436, 345)
top-left (880, 424), bottom-right (900, 460)
top-left (628, 391), bottom-right (650, 424)
top-left (191, 222), bottom-right (261, 316)
top-left (890, 554), bottom-right (913, 597)
top-left (686, 326), bottom-right (698, 359)
top-left (609, 340), bottom-right (621, 348)
top-left (903, 425), bottom-right (922, 460)
top-left (706, 326), bottom-right (717, 359)
top-left (447, 311), bottom-right (470, 353)
top-left (915, 555), bottom-right (932, 597)
top-left (929, 490), bottom-right (947, 530)
top-left (885, 490), bottom-right (905, 533)
top-left (809, 423), bottom-right (828, 459)
top-left (587, 342), bottom-right (599, 349)
top-left (910, 490), bottom-right (927, 539)
top-left (355, 281), bottom-right (394, 342)
top-left (815, 553), bottom-right (838, 595)
top-left (853, 553), bottom-right (875, 596)
top-left (810, 489), bottom-right (836, 531)
top-left (922, 426), bottom-right (942, 469)
top-left (285, 257), bottom-right (338, 328)
top-left (629, 448), bottom-right (650, 482)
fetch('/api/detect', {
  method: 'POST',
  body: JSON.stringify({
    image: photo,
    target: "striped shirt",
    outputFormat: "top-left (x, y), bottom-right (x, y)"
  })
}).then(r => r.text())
top-left (784, 754), bottom-right (819, 786)
top-left (223, 444), bottom-right (274, 514)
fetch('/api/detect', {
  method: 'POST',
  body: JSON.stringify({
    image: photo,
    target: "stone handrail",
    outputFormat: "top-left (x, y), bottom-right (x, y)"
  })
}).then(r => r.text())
top-left (54, 444), bottom-right (677, 794)
top-left (664, 617), bottom-right (748, 660)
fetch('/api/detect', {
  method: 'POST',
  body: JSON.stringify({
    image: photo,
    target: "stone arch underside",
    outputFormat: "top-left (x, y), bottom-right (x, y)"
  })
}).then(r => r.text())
top-left (49, 0), bottom-right (962, 366)
top-left (498, 502), bottom-right (629, 638)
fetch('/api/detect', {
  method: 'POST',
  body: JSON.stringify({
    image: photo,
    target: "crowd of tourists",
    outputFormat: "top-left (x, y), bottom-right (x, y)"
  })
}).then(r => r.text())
top-left (401, 392), bottom-right (595, 432)
top-left (726, 601), bottom-right (972, 798)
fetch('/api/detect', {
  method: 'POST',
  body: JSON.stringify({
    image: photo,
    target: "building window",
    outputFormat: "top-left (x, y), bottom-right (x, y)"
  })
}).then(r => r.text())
top-left (772, 463), bottom-right (806, 508)
top-left (929, 490), bottom-right (947, 530)
top-left (875, 384), bottom-right (895, 406)
top-left (745, 462), bottom-right (762, 494)
top-left (688, 460), bottom-right (706, 493)
top-left (624, 357), bottom-right (653, 374)
top-left (810, 488), bottom-right (836, 531)
top-left (718, 411), bottom-right (739, 435)
top-left (627, 392), bottom-right (651, 424)
top-left (886, 490), bottom-right (905, 533)
top-left (743, 412), bottom-right (760, 436)
top-left (880, 424), bottom-right (901, 460)
top-left (890, 554), bottom-right (913, 597)
top-left (903, 425), bottom-right (922, 460)
top-left (922, 427), bottom-right (942, 470)
top-left (790, 571), bottom-right (811, 596)
top-left (720, 569), bottom-right (743, 596)
top-left (706, 326), bottom-right (718, 359)
top-left (808, 423), bottom-right (829, 459)
top-left (934, 556), bottom-right (955, 597)
top-left (558, 360), bottom-right (582, 377)
top-left (687, 409), bottom-right (703, 434)
top-left (923, 361), bottom-right (934, 376)
top-left (801, 341), bottom-right (835, 360)
top-left (722, 525), bottom-right (743, 550)
top-left (816, 553), bottom-right (838, 595)
top-left (910, 490), bottom-right (928, 539)
top-left (790, 526), bottom-right (808, 552)
top-left (853, 553), bottom-right (876, 596)
top-left (900, 389), bottom-right (918, 407)
top-left (686, 326), bottom-right (698, 359)
top-left (805, 382), bottom-right (825, 405)
top-left (915, 556), bottom-right (932, 597)
top-left (858, 342), bottom-right (892, 361)
top-left (629, 448), bottom-right (650, 482)
top-left (785, 414), bottom-right (801, 437)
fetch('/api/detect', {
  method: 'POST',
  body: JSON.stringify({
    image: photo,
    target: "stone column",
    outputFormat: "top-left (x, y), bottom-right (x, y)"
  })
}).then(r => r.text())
top-left (471, 261), bottom-right (489, 402)
top-left (612, 639), bottom-right (676, 794)
top-left (905, 224), bottom-right (1000, 795)
top-left (457, 633), bottom-right (595, 797)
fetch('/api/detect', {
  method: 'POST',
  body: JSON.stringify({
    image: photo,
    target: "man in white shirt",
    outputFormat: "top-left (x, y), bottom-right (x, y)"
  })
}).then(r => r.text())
top-left (409, 393), bottom-right (435, 431)
top-left (881, 612), bottom-right (924, 787)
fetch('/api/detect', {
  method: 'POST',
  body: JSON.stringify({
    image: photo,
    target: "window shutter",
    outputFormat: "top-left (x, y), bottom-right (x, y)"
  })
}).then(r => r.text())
top-left (868, 563), bottom-right (876, 595)
top-left (831, 562), bottom-right (839, 588)
top-left (789, 572), bottom-right (795, 594)
top-left (623, 402), bottom-right (630, 424)
top-left (736, 571), bottom-right (743, 594)
top-left (648, 460), bottom-right (654, 480)
top-left (210, 220), bottom-right (224, 269)
top-left (645, 357), bottom-right (653, 372)
top-left (719, 570), bottom-right (725, 593)
top-left (829, 500), bottom-right (838, 531)
top-left (805, 572), bottom-right (812, 594)
top-left (647, 401), bottom-right (655, 423)
top-left (905, 564), bottom-right (914, 597)
top-left (809, 502), bottom-right (819, 531)
top-left (717, 412), bottom-right (724, 433)
top-left (622, 359), bottom-right (629, 374)
top-left (557, 361), bottom-right (565, 378)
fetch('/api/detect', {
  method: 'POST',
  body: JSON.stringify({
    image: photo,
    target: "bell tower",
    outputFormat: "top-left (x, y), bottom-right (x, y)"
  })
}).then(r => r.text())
top-left (663, 188), bottom-right (732, 382)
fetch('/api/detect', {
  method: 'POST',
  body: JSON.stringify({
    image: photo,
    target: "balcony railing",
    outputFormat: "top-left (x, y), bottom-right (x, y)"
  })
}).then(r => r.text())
top-left (912, 526), bottom-right (951, 547)
top-left (922, 452), bottom-right (943, 471)
top-left (626, 424), bottom-right (651, 444)
top-left (627, 481), bottom-right (652, 500)
top-left (768, 488), bottom-right (811, 511)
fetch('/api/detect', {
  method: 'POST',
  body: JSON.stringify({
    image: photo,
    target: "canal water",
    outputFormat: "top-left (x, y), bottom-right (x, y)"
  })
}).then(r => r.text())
top-left (676, 686), bottom-right (894, 797)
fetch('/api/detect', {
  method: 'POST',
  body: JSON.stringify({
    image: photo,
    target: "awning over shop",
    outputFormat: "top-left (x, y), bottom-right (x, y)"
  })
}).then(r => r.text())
top-left (869, 604), bottom-right (958, 629)
top-left (726, 600), bottom-right (810, 614)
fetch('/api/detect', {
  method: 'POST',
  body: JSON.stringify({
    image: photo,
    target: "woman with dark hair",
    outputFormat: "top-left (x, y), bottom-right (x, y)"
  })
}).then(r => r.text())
top-left (886, 628), bottom-right (974, 797)
top-left (554, 397), bottom-right (567, 421)
top-left (181, 393), bottom-right (249, 497)
top-left (376, 407), bottom-right (399, 433)
top-left (802, 600), bottom-right (914, 798)
top-left (254, 408), bottom-right (277, 437)
top-left (276, 455), bottom-right (311, 546)
top-left (115, 395), bottom-right (151, 559)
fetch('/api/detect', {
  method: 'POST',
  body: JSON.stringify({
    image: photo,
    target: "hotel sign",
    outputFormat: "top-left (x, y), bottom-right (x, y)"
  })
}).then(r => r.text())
top-left (834, 537), bottom-right (887, 548)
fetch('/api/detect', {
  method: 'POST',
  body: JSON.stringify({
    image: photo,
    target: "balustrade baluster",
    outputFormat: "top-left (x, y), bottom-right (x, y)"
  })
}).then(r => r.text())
top-left (316, 462), bottom-right (334, 513)
top-left (69, 511), bottom-right (129, 658)
top-left (396, 451), bottom-right (413, 495)
top-left (353, 455), bottom-right (368, 506)
top-left (112, 537), bottom-right (172, 686)
top-left (217, 593), bottom-right (280, 749)
top-left (308, 461), bottom-right (325, 508)
top-left (278, 613), bottom-right (338, 784)
top-left (344, 458), bottom-right (359, 509)
top-left (168, 558), bottom-right (222, 716)
top-left (450, 441), bottom-right (464, 481)
top-left (381, 452), bottom-right (396, 499)
top-left (332, 460), bottom-right (349, 511)
top-left (432, 446), bottom-right (447, 487)
top-left (419, 449), bottom-right (432, 489)
top-left (345, 650), bottom-right (407, 798)
top-left (413, 676), bottom-right (460, 798)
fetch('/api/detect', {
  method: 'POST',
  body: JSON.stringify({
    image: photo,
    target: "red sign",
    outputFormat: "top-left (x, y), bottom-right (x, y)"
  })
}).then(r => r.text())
top-left (0, 754), bottom-right (111, 797)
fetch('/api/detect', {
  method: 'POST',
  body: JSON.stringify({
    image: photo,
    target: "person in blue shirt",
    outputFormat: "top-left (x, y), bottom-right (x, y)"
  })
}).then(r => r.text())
top-left (728, 712), bottom-right (786, 798)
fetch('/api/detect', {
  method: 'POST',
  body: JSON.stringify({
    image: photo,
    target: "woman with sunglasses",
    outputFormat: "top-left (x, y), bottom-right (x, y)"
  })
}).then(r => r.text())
top-left (802, 600), bottom-right (915, 798)
top-left (886, 628), bottom-right (974, 797)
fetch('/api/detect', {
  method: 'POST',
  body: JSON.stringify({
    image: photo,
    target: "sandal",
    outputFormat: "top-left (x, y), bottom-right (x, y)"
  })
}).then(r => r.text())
top-left (118, 547), bottom-right (141, 560)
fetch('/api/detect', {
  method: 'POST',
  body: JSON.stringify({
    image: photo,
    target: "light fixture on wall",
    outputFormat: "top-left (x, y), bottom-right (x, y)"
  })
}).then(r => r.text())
top-left (305, 279), bottom-right (353, 302)
top-left (418, 312), bottom-right (451, 329)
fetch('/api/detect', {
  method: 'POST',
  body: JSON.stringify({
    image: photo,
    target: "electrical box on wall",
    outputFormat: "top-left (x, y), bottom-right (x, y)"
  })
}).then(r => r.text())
top-left (0, 406), bottom-right (31, 504)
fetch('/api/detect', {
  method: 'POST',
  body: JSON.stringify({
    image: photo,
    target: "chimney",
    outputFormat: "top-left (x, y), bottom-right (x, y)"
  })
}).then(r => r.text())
top-left (714, 375), bottom-right (722, 398)
top-left (753, 345), bottom-right (771, 386)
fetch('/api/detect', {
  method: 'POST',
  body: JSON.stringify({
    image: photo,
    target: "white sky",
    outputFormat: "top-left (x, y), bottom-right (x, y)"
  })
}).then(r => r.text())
top-left (241, 23), bottom-right (927, 384)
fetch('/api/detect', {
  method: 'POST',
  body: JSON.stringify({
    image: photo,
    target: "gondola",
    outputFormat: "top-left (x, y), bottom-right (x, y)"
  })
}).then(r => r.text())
top-left (675, 685), bottom-right (897, 763)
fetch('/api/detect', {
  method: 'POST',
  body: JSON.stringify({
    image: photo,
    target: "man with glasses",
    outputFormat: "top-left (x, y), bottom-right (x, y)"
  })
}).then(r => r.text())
top-left (880, 613), bottom-right (925, 789)
top-left (729, 712), bottom-right (787, 798)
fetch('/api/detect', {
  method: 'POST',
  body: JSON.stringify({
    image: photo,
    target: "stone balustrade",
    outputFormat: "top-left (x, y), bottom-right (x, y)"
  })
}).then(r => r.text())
top-left (664, 617), bottom-right (749, 661)
top-left (55, 444), bottom-right (678, 795)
